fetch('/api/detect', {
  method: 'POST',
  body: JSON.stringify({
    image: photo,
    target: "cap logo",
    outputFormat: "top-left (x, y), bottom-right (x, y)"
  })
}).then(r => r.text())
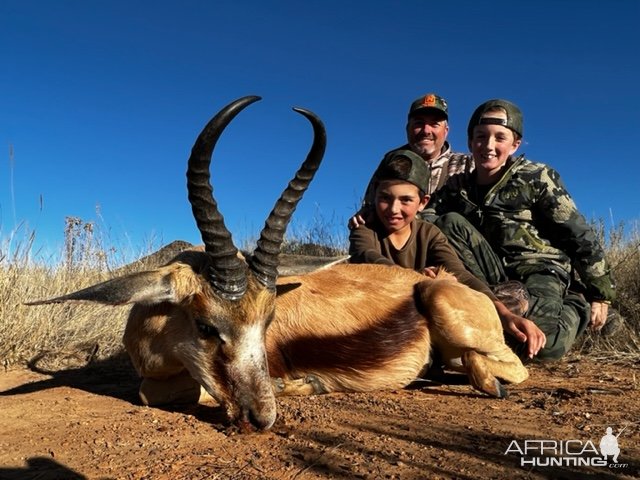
top-left (422, 94), bottom-right (437, 107)
top-left (409, 93), bottom-right (448, 118)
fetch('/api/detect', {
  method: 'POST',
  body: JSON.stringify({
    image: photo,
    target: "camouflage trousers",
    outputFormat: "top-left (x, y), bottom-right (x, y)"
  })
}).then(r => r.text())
top-left (435, 212), bottom-right (590, 361)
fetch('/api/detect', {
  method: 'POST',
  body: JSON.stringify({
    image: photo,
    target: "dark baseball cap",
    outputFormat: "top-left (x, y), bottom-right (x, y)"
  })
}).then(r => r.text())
top-left (467, 99), bottom-right (523, 138)
top-left (374, 149), bottom-right (430, 194)
top-left (408, 93), bottom-right (448, 120)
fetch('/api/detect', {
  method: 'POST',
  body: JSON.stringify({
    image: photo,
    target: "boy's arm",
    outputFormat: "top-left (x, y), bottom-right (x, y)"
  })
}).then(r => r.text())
top-left (349, 168), bottom-right (379, 229)
top-left (494, 302), bottom-right (546, 359)
top-left (348, 223), bottom-right (395, 266)
top-left (349, 150), bottom-right (397, 229)
top-left (536, 167), bottom-right (615, 303)
top-left (426, 228), bottom-right (494, 297)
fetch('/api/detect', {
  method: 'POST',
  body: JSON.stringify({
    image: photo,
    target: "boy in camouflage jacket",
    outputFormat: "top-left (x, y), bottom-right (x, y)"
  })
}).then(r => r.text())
top-left (424, 99), bottom-right (615, 360)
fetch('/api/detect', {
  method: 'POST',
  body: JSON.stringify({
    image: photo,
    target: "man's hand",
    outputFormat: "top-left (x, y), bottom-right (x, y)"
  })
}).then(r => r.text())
top-left (494, 301), bottom-right (546, 359)
top-left (348, 213), bottom-right (367, 229)
top-left (589, 301), bottom-right (609, 331)
top-left (348, 206), bottom-right (375, 230)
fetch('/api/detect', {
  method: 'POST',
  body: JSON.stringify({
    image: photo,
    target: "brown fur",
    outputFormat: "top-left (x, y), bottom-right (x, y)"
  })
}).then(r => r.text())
top-left (267, 264), bottom-right (431, 392)
top-left (30, 254), bottom-right (528, 430)
top-left (415, 269), bottom-right (529, 394)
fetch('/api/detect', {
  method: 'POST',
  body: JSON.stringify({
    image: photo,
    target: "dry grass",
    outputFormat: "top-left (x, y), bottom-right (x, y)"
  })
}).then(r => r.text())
top-left (574, 219), bottom-right (640, 355)
top-left (1, 218), bottom-right (141, 369)
top-left (1, 217), bottom-right (639, 371)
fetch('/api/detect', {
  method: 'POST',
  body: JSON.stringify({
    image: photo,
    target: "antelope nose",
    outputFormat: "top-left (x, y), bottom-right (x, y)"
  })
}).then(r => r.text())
top-left (249, 408), bottom-right (277, 431)
top-left (238, 405), bottom-right (277, 431)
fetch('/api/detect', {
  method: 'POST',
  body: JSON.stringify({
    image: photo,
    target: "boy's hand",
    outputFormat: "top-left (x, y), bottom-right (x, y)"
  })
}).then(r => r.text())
top-left (589, 301), bottom-right (609, 331)
top-left (506, 315), bottom-right (546, 359)
top-left (494, 301), bottom-right (546, 359)
top-left (348, 206), bottom-right (375, 229)
top-left (422, 267), bottom-right (438, 278)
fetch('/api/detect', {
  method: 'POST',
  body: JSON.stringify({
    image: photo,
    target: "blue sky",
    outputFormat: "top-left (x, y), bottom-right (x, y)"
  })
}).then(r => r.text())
top-left (1, 0), bottom-right (639, 262)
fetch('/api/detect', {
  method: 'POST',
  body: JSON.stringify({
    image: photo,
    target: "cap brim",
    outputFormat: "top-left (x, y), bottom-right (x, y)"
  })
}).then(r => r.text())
top-left (409, 107), bottom-right (448, 119)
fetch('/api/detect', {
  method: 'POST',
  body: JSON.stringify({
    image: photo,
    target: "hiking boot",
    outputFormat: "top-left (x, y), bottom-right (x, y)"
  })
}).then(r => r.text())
top-left (599, 308), bottom-right (624, 337)
top-left (491, 280), bottom-right (530, 317)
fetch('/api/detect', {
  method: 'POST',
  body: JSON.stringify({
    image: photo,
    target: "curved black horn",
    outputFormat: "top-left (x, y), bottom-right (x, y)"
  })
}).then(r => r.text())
top-left (186, 95), bottom-right (261, 300)
top-left (249, 107), bottom-right (327, 289)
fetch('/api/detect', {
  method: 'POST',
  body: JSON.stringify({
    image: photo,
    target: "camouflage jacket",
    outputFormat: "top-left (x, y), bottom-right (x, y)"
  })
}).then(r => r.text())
top-left (361, 142), bottom-right (472, 207)
top-left (424, 155), bottom-right (615, 302)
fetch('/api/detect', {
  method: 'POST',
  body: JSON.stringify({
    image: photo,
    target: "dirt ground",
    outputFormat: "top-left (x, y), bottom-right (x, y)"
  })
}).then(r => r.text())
top-left (0, 354), bottom-right (638, 480)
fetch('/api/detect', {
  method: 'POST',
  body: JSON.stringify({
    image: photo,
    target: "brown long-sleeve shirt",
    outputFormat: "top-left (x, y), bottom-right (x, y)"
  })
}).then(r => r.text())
top-left (349, 218), bottom-right (496, 300)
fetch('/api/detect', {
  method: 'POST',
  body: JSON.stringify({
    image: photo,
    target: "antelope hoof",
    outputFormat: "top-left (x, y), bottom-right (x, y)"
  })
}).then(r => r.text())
top-left (462, 350), bottom-right (509, 399)
top-left (470, 377), bottom-right (508, 399)
top-left (272, 377), bottom-right (286, 393)
top-left (305, 374), bottom-right (327, 394)
top-left (490, 379), bottom-right (508, 399)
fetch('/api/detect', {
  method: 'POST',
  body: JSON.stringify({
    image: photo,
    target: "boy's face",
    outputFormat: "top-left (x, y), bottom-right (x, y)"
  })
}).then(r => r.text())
top-left (406, 113), bottom-right (449, 161)
top-left (375, 180), bottom-right (429, 233)
top-left (468, 112), bottom-right (521, 177)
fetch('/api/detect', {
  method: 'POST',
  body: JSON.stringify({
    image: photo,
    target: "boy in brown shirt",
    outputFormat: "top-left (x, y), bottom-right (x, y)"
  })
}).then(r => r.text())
top-left (349, 149), bottom-right (545, 359)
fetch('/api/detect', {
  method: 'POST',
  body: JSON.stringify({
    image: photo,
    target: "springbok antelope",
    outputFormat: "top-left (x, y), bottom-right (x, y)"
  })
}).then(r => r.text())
top-left (28, 96), bottom-right (528, 431)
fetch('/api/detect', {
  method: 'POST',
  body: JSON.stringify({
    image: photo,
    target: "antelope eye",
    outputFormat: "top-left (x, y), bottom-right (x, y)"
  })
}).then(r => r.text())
top-left (195, 320), bottom-right (220, 339)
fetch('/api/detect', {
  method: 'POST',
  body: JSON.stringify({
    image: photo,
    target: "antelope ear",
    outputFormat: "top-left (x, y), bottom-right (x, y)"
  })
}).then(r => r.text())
top-left (275, 282), bottom-right (302, 297)
top-left (25, 269), bottom-right (180, 307)
top-left (277, 255), bottom-right (349, 277)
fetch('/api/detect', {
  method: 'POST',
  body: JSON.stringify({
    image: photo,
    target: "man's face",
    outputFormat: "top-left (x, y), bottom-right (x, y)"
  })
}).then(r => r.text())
top-left (406, 112), bottom-right (449, 162)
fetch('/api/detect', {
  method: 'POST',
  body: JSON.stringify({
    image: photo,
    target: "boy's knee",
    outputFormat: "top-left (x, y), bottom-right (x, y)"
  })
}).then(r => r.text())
top-left (535, 343), bottom-right (571, 361)
top-left (435, 213), bottom-right (479, 242)
top-left (507, 338), bottom-right (569, 362)
top-left (435, 212), bottom-right (469, 232)
top-left (533, 323), bottom-right (579, 361)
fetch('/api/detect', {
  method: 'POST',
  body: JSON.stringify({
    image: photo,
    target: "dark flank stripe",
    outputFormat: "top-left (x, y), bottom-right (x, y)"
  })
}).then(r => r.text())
top-left (271, 299), bottom-right (425, 376)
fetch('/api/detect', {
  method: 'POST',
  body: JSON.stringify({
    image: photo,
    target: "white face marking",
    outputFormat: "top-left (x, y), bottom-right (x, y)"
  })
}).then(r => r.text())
top-left (182, 311), bottom-right (276, 428)
top-left (236, 322), bottom-right (267, 369)
top-left (226, 319), bottom-right (276, 427)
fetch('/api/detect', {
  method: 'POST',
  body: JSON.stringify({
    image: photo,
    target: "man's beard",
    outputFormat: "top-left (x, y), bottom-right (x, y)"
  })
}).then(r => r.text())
top-left (410, 137), bottom-right (437, 158)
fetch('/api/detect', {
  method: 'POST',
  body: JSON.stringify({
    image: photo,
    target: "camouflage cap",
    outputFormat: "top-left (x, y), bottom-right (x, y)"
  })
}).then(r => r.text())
top-left (467, 99), bottom-right (523, 138)
top-left (408, 93), bottom-right (448, 120)
top-left (374, 149), bottom-right (430, 194)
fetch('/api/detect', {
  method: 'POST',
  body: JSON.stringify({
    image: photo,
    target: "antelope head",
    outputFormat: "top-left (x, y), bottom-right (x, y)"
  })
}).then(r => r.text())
top-left (27, 96), bottom-right (326, 430)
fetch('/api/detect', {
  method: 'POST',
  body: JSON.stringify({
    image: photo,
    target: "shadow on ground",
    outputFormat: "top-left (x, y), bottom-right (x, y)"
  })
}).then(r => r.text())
top-left (0, 457), bottom-right (89, 480)
top-left (0, 350), bottom-right (138, 403)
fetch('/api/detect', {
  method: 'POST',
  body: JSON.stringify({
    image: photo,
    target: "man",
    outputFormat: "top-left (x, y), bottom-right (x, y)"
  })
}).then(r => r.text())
top-left (349, 93), bottom-right (471, 228)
